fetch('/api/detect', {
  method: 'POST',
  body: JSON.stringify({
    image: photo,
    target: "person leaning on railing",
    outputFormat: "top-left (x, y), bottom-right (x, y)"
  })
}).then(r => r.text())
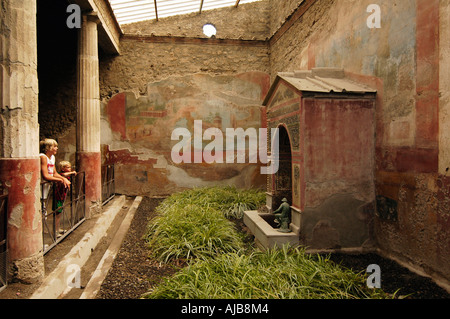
top-left (54, 161), bottom-right (77, 237)
top-left (39, 138), bottom-right (71, 192)
top-left (40, 139), bottom-right (72, 237)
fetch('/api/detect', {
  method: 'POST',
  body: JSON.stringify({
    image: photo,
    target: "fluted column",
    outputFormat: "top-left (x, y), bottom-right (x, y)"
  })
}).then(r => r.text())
top-left (76, 12), bottom-right (102, 215)
top-left (0, 0), bottom-right (44, 283)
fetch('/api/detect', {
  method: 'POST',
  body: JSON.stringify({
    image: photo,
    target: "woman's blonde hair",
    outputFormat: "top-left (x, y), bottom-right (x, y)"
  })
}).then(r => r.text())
top-left (39, 138), bottom-right (58, 153)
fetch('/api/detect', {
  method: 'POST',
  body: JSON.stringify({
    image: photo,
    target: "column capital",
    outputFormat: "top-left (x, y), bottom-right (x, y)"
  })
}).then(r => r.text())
top-left (82, 11), bottom-right (100, 25)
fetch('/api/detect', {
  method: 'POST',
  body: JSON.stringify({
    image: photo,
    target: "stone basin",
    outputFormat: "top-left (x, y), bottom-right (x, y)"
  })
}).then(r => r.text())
top-left (243, 210), bottom-right (299, 250)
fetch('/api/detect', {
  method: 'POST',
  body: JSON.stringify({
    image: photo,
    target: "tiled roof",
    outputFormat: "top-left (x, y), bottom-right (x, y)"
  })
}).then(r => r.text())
top-left (264, 68), bottom-right (377, 105)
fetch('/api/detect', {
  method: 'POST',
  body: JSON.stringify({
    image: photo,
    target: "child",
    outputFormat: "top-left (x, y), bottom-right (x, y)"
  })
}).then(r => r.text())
top-left (54, 161), bottom-right (77, 237)
top-left (59, 160), bottom-right (77, 179)
top-left (39, 139), bottom-right (71, 189)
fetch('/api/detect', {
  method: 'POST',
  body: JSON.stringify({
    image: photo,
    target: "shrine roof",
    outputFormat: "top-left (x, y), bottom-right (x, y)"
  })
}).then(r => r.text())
top-left (263, 68), bottom-right (377, 105)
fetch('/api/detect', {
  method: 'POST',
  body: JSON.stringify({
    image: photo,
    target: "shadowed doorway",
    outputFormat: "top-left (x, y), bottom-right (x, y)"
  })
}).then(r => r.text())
top-left (272, 125), bottom-right (292, 210)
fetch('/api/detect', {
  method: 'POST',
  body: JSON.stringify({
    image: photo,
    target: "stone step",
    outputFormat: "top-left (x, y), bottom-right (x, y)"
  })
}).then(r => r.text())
top-left (30, 195), bottom-right (142, 299)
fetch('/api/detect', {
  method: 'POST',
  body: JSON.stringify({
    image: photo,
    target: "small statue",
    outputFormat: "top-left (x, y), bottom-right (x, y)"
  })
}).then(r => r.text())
top-left (272, 198), bottom-right (292, 233)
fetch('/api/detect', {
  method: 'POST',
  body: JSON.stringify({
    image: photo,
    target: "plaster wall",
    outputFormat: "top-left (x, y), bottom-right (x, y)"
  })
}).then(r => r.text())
top-left (39, 1), bottom-right (271, 195)
top-left (268, 0), bottom-right (304, 38)
top-left (269, 0), bottom-right (449, 283)
top-left (102, 72), bottom-right (270, 196)
top-left (97, 3), bottom-right (271, 196)
top-left (301, 97), bottom-right (376, 249)
top-left (100, 38), bottom-right (269, 99)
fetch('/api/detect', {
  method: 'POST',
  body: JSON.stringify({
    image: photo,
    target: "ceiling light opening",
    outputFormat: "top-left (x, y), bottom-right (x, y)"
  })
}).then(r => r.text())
top-left (203, 23), bottom-right (216, 38)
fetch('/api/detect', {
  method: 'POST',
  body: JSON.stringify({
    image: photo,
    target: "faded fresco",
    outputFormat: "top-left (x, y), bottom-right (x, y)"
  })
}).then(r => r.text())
top-left (102, 72), bottom-right (270, 195)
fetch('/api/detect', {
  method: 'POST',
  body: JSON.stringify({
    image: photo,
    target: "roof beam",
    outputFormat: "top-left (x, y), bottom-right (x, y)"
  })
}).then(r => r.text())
top-left (153, 0), bottom-right (159, 21)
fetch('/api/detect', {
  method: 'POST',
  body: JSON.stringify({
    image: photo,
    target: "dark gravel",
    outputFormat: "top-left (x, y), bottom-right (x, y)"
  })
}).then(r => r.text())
top-left (96, 196), bottom-right (450, 299)
top-left (95, 197), bottom-right (177, 299)
top-left (325, 252), bottom-right (450, 299)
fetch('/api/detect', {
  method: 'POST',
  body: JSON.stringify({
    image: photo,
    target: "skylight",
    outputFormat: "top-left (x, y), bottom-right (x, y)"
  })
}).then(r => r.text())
top-left (108, 0), bottom-right (262, 25)
top-left (202, 23), bottom-right (216, 37)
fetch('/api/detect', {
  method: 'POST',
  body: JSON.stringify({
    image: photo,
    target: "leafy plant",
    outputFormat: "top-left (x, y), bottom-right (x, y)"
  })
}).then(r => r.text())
top-left (144, 187), bottom-right (391, 299)
top-left (144, 246), bottom-right (392, 299)
top-left (144, 186), bottom-right (264, 263)
top-left (146, 203), bottom-right (244, 263)
top-left (154, 186), bottom-right (265, 219)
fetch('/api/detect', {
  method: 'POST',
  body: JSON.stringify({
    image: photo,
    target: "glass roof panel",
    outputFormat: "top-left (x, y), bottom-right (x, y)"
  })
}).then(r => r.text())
top-left (109, 0), bottom-right (262, 25)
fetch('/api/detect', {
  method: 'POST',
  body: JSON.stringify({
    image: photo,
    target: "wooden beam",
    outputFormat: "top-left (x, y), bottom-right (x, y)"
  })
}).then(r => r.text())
top-left (153, 0), bottom-right (158, 21)
top-left (199, 0), bottom-right (204, 13)
top-left (235, 0), bottom-right (241, 8)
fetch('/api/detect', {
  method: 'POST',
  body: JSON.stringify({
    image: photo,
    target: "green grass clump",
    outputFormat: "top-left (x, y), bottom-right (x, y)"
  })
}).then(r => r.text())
top-left (146, 204), bottom-right (244, 263)
top-left (145, 186), bottom-right (264, 263)
top-left (144, 246), bottom-right (391, 299)
top-left (155, 186), bottom-right (265, 219)
top-left (144, 187), bottom-right (391, 299)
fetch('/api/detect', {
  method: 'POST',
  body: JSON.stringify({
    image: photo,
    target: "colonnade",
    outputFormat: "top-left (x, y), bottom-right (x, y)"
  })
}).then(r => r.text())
top-left (0, 1), bottom-right (102, 282)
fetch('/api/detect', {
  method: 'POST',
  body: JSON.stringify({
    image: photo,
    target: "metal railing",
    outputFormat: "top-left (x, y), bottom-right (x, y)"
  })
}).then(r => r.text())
top-left (41, 172), bottom-right (86, 254)
top-left (0, 194), bottom-right (8, 292)
top-left (102, 164), bottom-right (115, 205)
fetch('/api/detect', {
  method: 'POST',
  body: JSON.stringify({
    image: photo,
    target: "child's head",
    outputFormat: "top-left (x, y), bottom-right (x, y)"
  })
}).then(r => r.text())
top-left (59, 161), bottom-right (72, 172)
top-left (40, 138), bottom-right (58, 154)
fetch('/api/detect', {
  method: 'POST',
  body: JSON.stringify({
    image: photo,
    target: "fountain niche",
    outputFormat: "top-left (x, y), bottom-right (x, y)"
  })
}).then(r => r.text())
top-left (244, 68), bottom-right (377, 251)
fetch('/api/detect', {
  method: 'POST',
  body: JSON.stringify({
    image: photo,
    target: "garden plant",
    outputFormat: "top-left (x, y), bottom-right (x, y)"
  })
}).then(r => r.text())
top-left (143, 186), bottom-right (392, 299)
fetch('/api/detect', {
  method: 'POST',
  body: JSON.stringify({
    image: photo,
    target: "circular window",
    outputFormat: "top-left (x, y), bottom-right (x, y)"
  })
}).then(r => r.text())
top-left (203, 23), bottom-right (216, 37)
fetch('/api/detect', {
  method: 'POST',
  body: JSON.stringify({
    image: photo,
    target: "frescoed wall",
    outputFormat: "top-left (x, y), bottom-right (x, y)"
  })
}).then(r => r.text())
top-left (268, 0), bottom-right (450, 285)
top-left (34, 0), bottom-right (450, 286)
top-left (102, 72), bottom-right (270, 195)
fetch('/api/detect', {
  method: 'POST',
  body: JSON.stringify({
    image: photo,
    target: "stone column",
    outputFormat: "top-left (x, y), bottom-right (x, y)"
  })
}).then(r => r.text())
top-left (76, 12), bottom-right (102, 216)
top-left (0, 0), bottom-right (44, 282)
